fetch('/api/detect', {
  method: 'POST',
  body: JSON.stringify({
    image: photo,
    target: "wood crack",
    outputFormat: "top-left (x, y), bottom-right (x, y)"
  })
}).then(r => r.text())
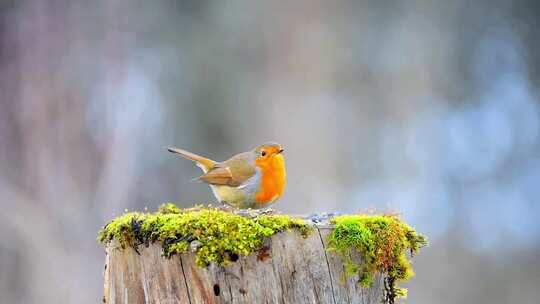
top-left (179, 256), bottom-right (193, 304)
top-left (138, 254), bottom-right (149, 304)
top-left (317, 228), bottom-right (337, 304)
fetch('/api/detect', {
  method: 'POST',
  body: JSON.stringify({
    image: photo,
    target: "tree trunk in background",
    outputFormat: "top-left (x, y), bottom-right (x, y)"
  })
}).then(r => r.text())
top-left (103, 227), bottom-right (383, 304)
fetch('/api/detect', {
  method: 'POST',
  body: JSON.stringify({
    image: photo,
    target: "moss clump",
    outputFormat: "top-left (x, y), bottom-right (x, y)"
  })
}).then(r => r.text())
top-left (158, 202), bottom-right (182, 214)
top-left (327, 214), bottom-right (427, 304)
top-left (98, 204), bottom-right (311, 266)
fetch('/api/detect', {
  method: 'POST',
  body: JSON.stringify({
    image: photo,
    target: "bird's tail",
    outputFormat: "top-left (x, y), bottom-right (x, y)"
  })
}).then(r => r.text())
top-left (167, 147), bottom-right (216, 172)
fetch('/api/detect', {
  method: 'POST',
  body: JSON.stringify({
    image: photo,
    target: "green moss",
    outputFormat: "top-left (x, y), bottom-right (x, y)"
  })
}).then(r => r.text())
top-left (98, 204), bottom-right (311, 267)
top-left (157, 202), bottom-right (182, 214)
top-left (327, 214), bottom-right (427, 304)
top-left (98, 206), bottom-right (425, 303)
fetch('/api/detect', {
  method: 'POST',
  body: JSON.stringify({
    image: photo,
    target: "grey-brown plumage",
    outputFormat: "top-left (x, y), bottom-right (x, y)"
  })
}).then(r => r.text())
top-left (167, 143), bottom-right (285, 209)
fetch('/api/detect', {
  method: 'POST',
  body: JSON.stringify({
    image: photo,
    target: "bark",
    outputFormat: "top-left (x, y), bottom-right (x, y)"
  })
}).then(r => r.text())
top-left (103, 226), bottom-right (382, 304)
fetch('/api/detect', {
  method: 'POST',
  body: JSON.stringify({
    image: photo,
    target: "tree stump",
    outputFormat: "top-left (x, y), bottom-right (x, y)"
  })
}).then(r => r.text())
top-left (103, 226), bottom-right (383, 304)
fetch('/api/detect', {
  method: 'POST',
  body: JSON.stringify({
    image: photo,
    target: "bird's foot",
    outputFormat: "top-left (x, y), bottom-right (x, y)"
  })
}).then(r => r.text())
top-left (215, 203), bottom-right (234, 212)
top-left (259, 208), bottom-right (278, 215)
top-left (234, 208), bottom-right (257, 218)
top-left (234, 207), bottom-right (278, 218)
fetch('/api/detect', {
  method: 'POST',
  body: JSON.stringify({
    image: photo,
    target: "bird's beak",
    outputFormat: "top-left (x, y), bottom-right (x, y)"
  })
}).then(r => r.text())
top-left (277, 149), bottom-right (284, 154)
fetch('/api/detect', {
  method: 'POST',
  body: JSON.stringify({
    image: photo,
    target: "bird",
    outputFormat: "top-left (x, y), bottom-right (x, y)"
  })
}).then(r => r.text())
top-left (167, 142), bottom-right (286, 210)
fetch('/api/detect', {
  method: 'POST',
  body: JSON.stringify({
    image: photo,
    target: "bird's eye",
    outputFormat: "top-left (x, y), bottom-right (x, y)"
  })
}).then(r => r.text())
top-left (261, 151), bottom-right (267, 156)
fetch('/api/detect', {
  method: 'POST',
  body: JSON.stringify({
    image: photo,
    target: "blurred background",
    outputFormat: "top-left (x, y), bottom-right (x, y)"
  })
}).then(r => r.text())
top-left (1, 0), bottom-right (539, 303)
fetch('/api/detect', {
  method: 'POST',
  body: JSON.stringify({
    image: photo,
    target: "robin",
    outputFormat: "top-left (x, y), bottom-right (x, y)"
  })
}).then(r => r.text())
top-left (167, 142), bottom-right (286, 210)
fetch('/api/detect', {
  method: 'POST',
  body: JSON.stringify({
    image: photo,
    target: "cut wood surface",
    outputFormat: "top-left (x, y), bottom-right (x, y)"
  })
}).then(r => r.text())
top-left (103, 226), bottom-right (382, 304)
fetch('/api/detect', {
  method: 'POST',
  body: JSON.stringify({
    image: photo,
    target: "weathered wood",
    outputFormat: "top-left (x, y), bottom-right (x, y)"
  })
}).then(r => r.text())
top-left (104, 242), bottom-right (191, 304)
top-left (319, 228), bottom-right (383, 304)
top-left (104, 226), bottom-right (383, 304)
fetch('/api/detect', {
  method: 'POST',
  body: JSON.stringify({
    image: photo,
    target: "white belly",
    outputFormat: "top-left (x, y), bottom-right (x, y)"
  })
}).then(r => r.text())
top-left (208, 169), bottom-right (262, 209)
top-left (210, 185), bottom-right (251, 207)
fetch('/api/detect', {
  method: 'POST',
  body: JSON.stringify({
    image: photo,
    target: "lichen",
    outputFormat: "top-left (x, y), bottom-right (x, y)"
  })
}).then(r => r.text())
top-left (327, 214), bottom-right (427, 304)
top-left (98, 203), bottom-right (311, 267)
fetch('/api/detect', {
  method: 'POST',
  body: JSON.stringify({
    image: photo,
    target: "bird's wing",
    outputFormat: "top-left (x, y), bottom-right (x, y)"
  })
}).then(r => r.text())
top-left (197, 156), bottom-right (256, 187)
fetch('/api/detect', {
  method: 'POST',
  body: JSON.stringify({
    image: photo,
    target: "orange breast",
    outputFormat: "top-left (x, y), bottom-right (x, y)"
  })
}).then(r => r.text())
top-left (255, 154), bottom-right (286, 204)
